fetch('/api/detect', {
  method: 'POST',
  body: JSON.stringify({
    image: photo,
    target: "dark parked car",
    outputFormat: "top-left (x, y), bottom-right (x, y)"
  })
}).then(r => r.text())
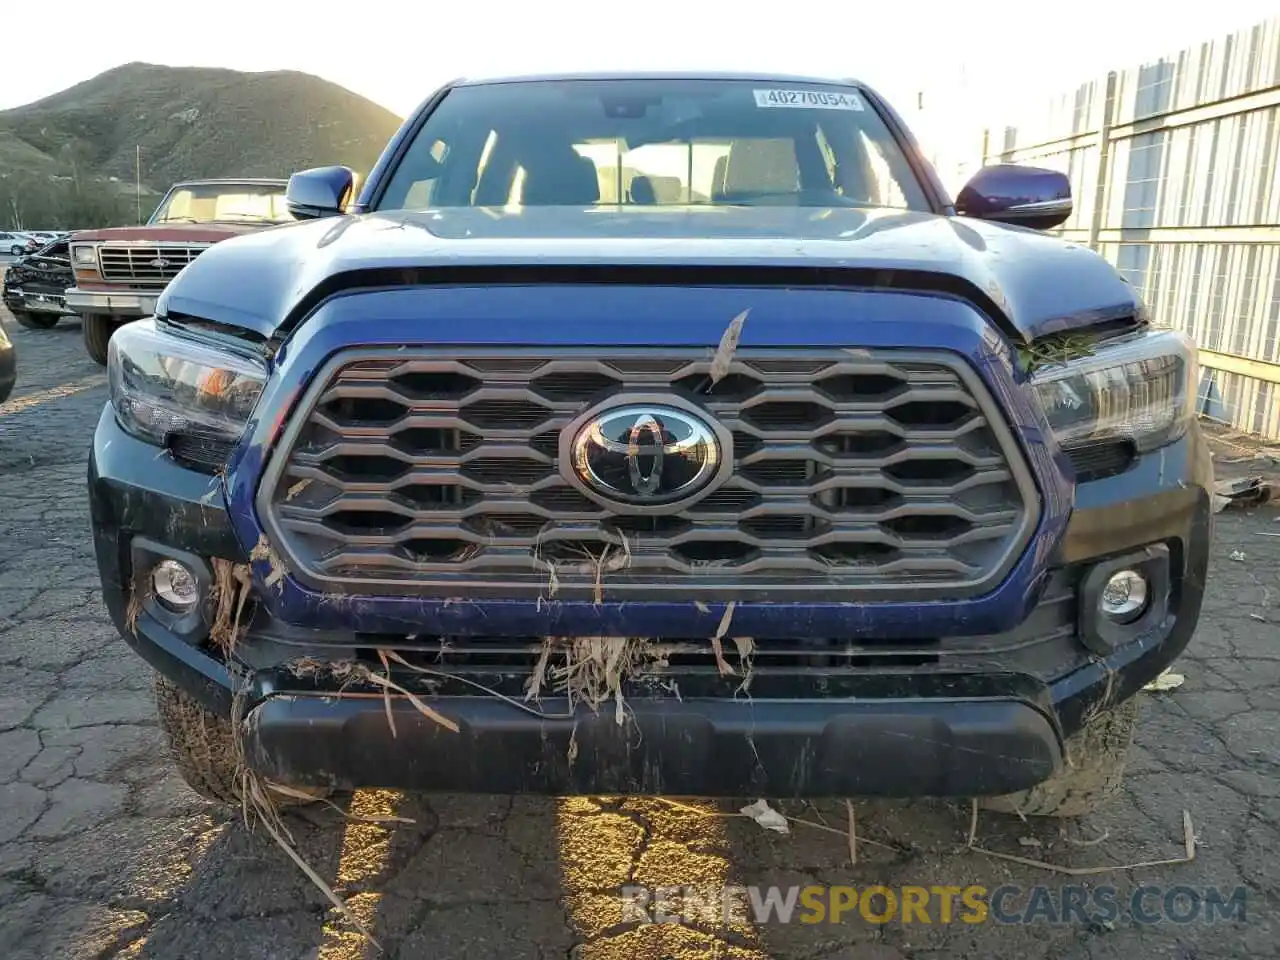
top-left (2, 237), bottom-right (76, 329)
top-left (91, 72), bottom-right (1211, 819)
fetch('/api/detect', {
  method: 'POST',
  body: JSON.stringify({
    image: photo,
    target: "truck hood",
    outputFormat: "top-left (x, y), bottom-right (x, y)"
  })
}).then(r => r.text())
top-left (158, 206), bottom-right (1140, 343)
top-left (70, 222), bottom-right (276, 244)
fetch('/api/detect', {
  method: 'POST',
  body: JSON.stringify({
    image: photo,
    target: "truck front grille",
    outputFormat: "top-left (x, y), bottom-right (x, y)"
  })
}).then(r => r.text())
top-left (98, 244), bottom-right (210, 284)
top-left (259, 348), bottom-right (1039, 601)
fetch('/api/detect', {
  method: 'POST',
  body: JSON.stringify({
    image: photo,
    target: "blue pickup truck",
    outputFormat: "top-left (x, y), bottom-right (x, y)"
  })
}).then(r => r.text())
top-left (89, 72), bottom-right (1212, 818)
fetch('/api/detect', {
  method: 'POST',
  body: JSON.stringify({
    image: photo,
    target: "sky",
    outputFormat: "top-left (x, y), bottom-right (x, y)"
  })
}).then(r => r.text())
top-left (6, 1), bottom-right (1278, 190)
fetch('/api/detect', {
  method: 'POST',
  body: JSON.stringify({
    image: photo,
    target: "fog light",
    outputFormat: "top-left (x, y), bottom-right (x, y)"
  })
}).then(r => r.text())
top-left (152, 560), bottom-right (199, 612)
top-left (1100, 569), bottom-right (1148, 622)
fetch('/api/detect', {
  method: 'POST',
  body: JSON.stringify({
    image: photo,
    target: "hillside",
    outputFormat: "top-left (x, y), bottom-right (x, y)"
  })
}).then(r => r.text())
top-left (0, 62), bottom-right (403, 227)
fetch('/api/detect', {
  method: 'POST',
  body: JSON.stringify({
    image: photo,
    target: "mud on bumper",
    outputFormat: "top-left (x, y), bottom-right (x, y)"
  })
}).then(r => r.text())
top-left (91, 406), bottom-right (1213, 798)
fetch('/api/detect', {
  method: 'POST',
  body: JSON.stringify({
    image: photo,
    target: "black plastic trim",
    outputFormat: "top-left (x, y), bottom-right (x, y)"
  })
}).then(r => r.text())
top-left (243, 692), bottom-right (1063, 797)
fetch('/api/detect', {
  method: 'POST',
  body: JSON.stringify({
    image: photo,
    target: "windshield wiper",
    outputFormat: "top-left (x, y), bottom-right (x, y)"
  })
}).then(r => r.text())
top-left (155, 216), bottom-right (200, 223)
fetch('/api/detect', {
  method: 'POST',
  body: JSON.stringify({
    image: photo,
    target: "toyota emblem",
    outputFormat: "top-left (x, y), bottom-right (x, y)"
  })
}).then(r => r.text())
top-left (562, 401), bottom-right (731, 512)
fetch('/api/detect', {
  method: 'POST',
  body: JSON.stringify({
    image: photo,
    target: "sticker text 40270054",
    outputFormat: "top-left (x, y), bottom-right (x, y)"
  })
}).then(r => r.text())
top-left (753, 89), bottom-right (865, 111)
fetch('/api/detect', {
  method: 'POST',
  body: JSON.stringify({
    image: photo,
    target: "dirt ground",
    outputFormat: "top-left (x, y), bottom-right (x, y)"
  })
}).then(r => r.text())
top-left (0, 303), bottom-right (1277, 959)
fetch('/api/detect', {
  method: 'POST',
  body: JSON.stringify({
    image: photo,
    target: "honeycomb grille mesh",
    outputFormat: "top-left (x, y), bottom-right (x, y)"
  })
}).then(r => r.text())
top-left (260, 349), bottom-right (1035, 600)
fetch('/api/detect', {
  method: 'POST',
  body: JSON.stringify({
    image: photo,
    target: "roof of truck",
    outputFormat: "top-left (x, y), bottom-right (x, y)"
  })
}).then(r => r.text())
top-left (167, 178), bottom-right (290, 187)
top-left (454, 70), bottom-right (863, 88)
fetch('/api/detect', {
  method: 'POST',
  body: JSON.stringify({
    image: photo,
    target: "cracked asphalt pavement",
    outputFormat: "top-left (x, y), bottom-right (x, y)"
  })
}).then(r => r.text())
top-left (1, 300), bottom-right (1277, 959)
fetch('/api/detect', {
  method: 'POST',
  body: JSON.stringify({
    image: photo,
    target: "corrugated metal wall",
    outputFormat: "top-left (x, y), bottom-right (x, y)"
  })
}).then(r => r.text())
top-left (983, 18), bottom-right (1280, 439)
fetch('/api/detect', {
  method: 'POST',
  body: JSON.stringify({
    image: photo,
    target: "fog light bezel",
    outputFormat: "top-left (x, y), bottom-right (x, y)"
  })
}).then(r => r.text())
top-left (129, 537), bottom-right (213, 642)
top-left (152, 559), bottom-right (200, 613)
top-left (1079, 544), bottom-right (1172, 655)
top-left (1099, 568), bottom-right (1150, 624)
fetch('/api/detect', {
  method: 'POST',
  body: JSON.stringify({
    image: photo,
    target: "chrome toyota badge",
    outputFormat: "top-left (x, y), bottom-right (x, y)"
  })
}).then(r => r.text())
top-left (562, 400), bottom-right (732, 512)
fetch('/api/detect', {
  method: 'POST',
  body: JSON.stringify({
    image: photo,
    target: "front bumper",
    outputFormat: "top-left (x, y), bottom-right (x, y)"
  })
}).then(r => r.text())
top-left (65, 287), bottom-right (158, 317)
top-left (4, 288), bottom-right (75, 316)
top-left (90, 401), bottom-right (1213, 797)
top-left (244, 690), bottom-right (1064, 796)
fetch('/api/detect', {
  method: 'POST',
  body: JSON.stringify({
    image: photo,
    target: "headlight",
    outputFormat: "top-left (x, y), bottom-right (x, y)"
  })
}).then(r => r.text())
top-left (107, 320), bottom-right (267, 447)
top-left (1031, 330), bottom-right (1197, 452)
top-left (71, 244), bottom-right (98, 267)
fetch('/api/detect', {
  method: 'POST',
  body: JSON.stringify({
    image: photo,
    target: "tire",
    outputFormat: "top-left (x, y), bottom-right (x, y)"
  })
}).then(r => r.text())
top-left (8, 245), bottom-right (22, 257)
top-left (82, 314), bottom-right (117, 366)
top-left (154, 674), bottom-right (328, 808)
top-left (13, 310), bottom-right (60, 330)
top-left (980, 696), bottom-right (1141, 818)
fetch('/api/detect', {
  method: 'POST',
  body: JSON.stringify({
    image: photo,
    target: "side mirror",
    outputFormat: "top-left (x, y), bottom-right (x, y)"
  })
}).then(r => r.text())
top-left (955, 164), bottom-right (1072, 231)
top-left (286, 165), bottom-right (356, 220)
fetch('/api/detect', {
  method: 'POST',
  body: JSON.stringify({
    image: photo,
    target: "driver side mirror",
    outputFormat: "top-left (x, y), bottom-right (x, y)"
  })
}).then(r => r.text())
top-left (286, 165), bottom-right (356, 220)
top-left (955, 164), bottom-right (1072, 231)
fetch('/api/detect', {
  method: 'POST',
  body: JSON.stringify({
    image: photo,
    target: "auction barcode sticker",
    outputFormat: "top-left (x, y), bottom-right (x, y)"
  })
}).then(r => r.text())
top-left (753, 89), bottom-right (864, 111)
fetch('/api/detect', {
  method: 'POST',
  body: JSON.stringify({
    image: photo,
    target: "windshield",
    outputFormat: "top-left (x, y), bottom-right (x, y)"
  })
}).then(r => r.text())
top-left (375, 79), bottom-right (930, 213)
top-left (151, 182), bottom-right (290, 224)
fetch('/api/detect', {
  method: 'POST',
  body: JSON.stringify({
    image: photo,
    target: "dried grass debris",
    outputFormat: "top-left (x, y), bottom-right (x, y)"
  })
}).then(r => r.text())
top-left (1017, 331), bottom-right (1096, 375)
top-left (124, 586), bottom-right (147, 634)
top-left (365, 648), bottom-right (568, 720)
top-left (224, 665), bottom-right (424, 951)
top-left (358, 661), bottom-right (460, 734)
top-left (659, 798), bottom-right (898, 854)
top-left (284, 478), bottom-right (312, 502)
top-left (241, 771), bottom-right (383, 950)
top-left (845, 799), bottom-right (858, 866)
top-left (208, 558), bottom-right (253, 655)
top-left (526, 635), bottom-right (656, 725)
top-left (525, 641), bottom-right (555, 702)
top-left (249, 534), bottom-right (288, 589)
top-left (707, 603), bottom-right (755, 692)
top-left (533, 535), bottom-right (632, 606)
top-left (708, 309), bottom-right (749, 389)
top-left (1063, 826), bottom-right (1111, 847)
top-left (710, 602), bottom-right (737, 677)
top-left (966, 798), bottom-right (1197, 875)
top-left (287, 653), bottom-right (461, 735)
top-left (731, 636), bottom-right (755, 695)
top-left (523, 576), bottom-right (754, 722)
top-left (200, 575), bottom-right (471, 949)
top-left (523, 535), bottom-right (672, 724)
top-left (661, 796), bottom-right (1196, 877)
